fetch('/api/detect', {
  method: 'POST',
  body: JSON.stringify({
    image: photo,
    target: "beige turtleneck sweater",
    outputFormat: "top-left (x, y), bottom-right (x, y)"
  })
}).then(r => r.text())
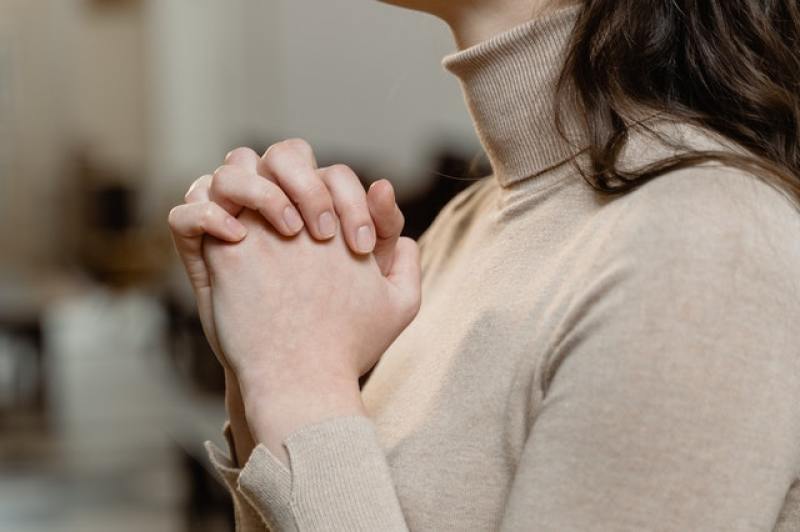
top-left (205, 5), bottom-right (800, 531)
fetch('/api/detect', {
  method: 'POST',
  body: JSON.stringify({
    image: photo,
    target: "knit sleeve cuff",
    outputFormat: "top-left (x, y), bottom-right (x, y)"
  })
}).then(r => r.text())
top-left (204, 421), bottom-right (243, 490)
top-left (204, 421), bottom-right (280, 531)
top-left (237, 415), bottom-right (408, 532)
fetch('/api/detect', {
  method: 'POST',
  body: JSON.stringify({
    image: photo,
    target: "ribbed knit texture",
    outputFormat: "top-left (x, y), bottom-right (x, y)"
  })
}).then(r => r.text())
top-left (441, 4), bottom-right (587, 187)
top-left (205, 4), bottom-right (800, 531)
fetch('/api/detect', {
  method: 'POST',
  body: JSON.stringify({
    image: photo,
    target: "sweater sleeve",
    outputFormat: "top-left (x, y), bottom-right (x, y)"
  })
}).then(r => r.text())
top-left (499, 170), bottom-right (800, 531)
top-left (227, 414), bottom-right (409, 532)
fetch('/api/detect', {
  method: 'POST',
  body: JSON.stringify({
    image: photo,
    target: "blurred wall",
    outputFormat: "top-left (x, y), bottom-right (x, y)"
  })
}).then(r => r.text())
top-left (0, 0), bottom-right (146, 269)
top-left (56, 0), bottom-right (147, 177)
top-left (144, 0), bottom-right (478, 201)
top-left (245, 0), bottom-right (478, 190)
top-left (0, 0), bottom-right (479, 271)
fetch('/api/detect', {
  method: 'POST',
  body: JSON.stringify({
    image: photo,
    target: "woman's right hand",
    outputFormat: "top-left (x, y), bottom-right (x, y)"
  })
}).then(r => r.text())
top-left (167, 139), bottom-right (407, 370)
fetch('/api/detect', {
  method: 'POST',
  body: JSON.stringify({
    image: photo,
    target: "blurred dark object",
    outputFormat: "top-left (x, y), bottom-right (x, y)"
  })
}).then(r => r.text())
top-left (180, 445), bottom-right (235, 532)
top-left (163, 293), bottom-right (225, 395)
top-left (88, 0), bottom-right (140, 9)
top-left (91, 184), bottom-right (135, 232)
top-left (0, 318), bottom-right (45, 429)
top-left (163, 292), bottom-right (232, 530)
top-left (399, 147), bottom-right (490, 240)
top-left (0, 270), bottom-right (83, 434)
top-left (72, 152), bottom-right (166, 289)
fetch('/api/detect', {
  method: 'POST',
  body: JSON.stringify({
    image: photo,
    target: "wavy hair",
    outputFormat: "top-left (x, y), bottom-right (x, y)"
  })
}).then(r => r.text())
top-left (554, 0), bottom-right (800, 205)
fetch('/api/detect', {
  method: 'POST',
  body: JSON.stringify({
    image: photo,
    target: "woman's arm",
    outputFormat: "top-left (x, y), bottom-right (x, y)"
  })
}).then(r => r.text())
top-left (168, 141), bottom-right (408, 530)
top-left (220, 171), bottom-right (800, 532)
top-left (217, 168), bottom-right (799, 532)
top-left (234, 415), bottom-right (409, 532)
top-left (199, 192), bottom-right (420, 531)
top-left (168, 140), bottom-right (405, 461)
top-left (497, 170), bottom-right (800, 530)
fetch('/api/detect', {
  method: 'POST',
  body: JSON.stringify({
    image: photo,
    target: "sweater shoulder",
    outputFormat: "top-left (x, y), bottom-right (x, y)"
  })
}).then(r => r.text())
top-left (609, 116), bottom-right (800, 250)
top-left (614, 162), bottom-right (799, 253)
top-left (542, 163), bottom-right (800, 401)
top-left (584, 162), bottom-right (800, 315)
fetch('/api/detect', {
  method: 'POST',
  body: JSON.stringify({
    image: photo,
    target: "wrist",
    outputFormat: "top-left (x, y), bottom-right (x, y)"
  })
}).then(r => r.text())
top-left (241, 371), bottom-right (366, 448)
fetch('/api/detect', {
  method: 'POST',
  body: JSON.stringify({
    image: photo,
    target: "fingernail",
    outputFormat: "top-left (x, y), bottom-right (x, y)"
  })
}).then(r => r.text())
top-left (226, 216), bottom-right (247, 239)
top-left (356, 225), bottom-right (375, 253)
top-left (283, 206), bottom-right (304, 233)
top-left (318, 211), bottom-right (337, 238)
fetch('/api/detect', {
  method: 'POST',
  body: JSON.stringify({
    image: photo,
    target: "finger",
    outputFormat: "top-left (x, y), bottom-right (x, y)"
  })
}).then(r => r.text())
top-left (185, 174), bottom-right (212, 204)
top-left (225, 146), bottom-right (261, 175)
top-left (167, 202), bottom-right (247, 288)
top-left (210, 165), bottom-right (304, 235)
top-left (168, 202), bottom-right (247, 251)
top-left (386, 236), bottom-right (422, 321)
top-left (318, 164), bottom-right (376, 255)
top-left (368, 179), bottom-right (404, 276)
top-left (260, 138), bottom-right (337, 240)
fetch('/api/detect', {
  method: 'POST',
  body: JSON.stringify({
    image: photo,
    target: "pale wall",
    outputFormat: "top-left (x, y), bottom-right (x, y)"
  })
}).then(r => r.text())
top-left (0, 0), bottom-right (479, 269)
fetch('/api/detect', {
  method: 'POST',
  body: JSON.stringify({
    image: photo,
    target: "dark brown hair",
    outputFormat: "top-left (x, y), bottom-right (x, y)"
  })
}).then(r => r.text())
top-left (555, 0), bottom-right (800, 205)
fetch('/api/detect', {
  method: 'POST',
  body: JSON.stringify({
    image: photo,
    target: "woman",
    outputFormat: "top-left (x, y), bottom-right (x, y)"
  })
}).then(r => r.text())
top-left (167, 0), bottom-right (800, 530)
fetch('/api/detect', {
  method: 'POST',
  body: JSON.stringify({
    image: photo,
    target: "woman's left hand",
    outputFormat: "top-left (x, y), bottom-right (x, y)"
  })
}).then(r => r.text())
top-left (202, 206), bottom-right (421, 461)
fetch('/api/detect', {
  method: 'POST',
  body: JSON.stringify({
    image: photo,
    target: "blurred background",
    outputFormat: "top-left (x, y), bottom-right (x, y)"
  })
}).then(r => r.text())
top-left (0, 0), bottom-right (488, 530)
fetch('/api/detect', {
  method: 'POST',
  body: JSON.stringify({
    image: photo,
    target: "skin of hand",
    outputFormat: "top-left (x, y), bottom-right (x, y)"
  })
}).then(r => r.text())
top-left (202, 208), bottom-right (421, 467)
top-left (167, 139), bottom-right (407, 464)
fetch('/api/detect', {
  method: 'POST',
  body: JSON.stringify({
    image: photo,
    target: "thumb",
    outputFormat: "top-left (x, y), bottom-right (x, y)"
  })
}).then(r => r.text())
top-left (368, 179), bottom-right (404, 276)
top-left (386, 236), bottom-right (422, 318)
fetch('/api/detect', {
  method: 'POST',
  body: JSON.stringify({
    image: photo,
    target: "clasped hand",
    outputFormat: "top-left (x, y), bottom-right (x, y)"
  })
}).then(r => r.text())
top-left (168, 139), bottom-right (422, 464)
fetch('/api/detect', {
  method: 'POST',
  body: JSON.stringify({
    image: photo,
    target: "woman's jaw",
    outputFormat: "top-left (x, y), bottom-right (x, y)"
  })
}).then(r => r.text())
top-left (375, 0), bottom-right (579, 49)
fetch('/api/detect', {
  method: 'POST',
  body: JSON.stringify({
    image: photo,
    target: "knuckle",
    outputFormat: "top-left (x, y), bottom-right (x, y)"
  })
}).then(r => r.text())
top-left (265, 137), bottom-right (312, 161)
top-left (208, 175), bottom-right (227, 197)
top-left (212, 164), bottom-right (234, 180)
top-left (184, 175), bottom-right (206, 201)
top-left (282, 137), bottom-right (312, 154)
top-left (207, 176), bottom-right (223, 197)
top-left (341, 200), bottom-right (369, 217)
top-left (225, 146), bottom-right (256, 162)
top-left (167, 205), bottom-right (181, 228)
top-left (199, 204), bottom-right (217, 228)
top-left (297, 179), bottom-right (326, 199)
top-left (209, 167), bottom-right (242, 198)
top-left (256, 182), bottom-right (277, 206)
top-left (327, 163), bottom-right (356, 180)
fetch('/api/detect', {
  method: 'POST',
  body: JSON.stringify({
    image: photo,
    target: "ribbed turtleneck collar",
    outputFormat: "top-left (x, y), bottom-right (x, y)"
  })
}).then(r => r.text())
top-left (442, 5), bottom-right (587, 188)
